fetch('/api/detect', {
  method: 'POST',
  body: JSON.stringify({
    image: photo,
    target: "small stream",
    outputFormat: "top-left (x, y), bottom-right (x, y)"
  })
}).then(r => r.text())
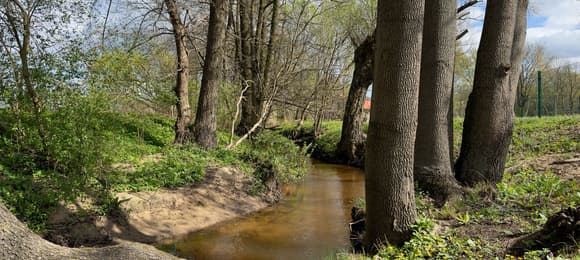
top-left (160, 160), bottom-right (365, 260)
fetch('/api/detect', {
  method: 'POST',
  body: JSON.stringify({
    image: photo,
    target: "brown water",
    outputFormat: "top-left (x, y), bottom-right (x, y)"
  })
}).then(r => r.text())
top-left (161, 160), bottom-right (365, 260)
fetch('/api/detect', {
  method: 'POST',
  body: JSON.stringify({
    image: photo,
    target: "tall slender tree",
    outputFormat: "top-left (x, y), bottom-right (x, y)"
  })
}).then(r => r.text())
top-left (414, 0), bottom-right (461, 203)
top-left (455, 0), bottom-right (527, 186)
top-left (365, 0), bottom-right (424, 249)
top-left (193, 0), bottom-right (229, 150)
top-left (1, 0), bottom-right (48, 148)
top-left (235, 0), bottom-right (280, 135)
top-left (165, 0), bottom-right (192, 144)
top-left (235, 0), bottom-right (256, 135)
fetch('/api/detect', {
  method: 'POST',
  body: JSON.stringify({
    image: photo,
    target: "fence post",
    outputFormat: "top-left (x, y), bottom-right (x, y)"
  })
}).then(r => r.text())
top-left (537, 70), bottom-right (542, 118)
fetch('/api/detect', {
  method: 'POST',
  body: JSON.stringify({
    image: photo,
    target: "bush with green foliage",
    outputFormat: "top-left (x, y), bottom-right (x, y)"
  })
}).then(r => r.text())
top-left (328, 115), bottom-right (580, 259)
top-left (376, 218), bottom-right (492, 259)
top-left (0, 91), bottom-right (309, 232)
top-left (239, 131), bottom-right (309, 184)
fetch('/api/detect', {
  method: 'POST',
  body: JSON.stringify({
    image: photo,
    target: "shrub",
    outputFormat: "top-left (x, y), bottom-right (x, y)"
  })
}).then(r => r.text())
top-left (240, 131), bottom-right (309, 184)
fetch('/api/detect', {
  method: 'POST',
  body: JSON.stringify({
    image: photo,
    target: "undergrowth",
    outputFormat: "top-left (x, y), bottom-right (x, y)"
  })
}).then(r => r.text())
top-left (306, 115), bottom-right (580, 259)
top-left (0, 100), bottom-right (308, 232)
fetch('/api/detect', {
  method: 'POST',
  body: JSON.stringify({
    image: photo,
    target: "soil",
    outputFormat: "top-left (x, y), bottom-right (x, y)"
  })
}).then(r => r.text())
top-left (346, 152), bottom-right (580, 257)
top-left (0, 202), bottom-right (180, 260)
top-left (47, 166), bottom-right (272, 247)
top-left (451, 152), bottom-right (580, 256)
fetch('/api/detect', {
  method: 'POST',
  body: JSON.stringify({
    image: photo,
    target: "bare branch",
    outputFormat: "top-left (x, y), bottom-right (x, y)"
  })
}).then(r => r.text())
top-left (457, 0), bottom-right (478, 14)
top-left (456, 29), bottom-right (469, 40)
top-left (228, 81), bottom-right (251, 147)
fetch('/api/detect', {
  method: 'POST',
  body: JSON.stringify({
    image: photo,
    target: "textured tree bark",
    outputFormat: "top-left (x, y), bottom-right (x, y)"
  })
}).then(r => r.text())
top-left (262, 0), bottom-right (279, 96)
top-left (364, 0), bottom-right (423, 249)
top-left (414, 0), bottom-right (462, 204)
top-left (336, 33), bottom-right (374, 167)
top-left (235, 0), bottom-right (258, 135)
top-left (336, 3), bottom-right (476, 169)
top-left (455, 0), bottom-right (526, 186)
top-left (235, 0), bottom-right (279, 135)
top-left (165, 0), bottom-right (192, 144)
top-left (193, 0), bottom-right (229, 150)
top-left (0, 202), bottom-right (179, 260)
top-left (509, 0), bottom-right (528, 109)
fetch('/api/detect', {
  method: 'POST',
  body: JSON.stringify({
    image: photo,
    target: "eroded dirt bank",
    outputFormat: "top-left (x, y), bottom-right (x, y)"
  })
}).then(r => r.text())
top-left (48, 166), bottom-right (274, 246)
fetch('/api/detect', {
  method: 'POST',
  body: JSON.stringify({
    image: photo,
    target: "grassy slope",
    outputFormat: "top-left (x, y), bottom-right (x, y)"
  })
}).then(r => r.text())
top-left (288, 116), bottom-right (579, 259)
top-left (0, 111), bottom-right (307, 232)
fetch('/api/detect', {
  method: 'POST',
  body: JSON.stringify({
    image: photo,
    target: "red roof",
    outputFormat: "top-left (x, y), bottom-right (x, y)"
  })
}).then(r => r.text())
top-left (363, 99), bottom-right (371, 110)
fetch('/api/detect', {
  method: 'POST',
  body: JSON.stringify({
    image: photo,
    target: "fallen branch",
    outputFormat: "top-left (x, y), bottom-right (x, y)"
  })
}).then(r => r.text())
top-left (226, 71), bottom-right (282, 150)
top-left (227, 81), bottom-right (251, 148)
top-left (507, 207), bottom-right (580, 257)
top-left (551, 158), bottom-right (580, 165)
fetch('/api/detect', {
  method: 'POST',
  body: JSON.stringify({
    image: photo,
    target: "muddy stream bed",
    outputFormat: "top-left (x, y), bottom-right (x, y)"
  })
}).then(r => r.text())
top-left (159, 160), bottom-right (365, 260)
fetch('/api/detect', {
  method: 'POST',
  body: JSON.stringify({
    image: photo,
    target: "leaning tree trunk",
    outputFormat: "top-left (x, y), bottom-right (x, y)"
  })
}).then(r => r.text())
top-left (192, 0), bottom-right (229, 150)
top-left (455, 0), bottom-right (526, 186)
top-left (364, 0), bottom-right (423, 249)
top-left (336, 33), bottom-right (374, 166)
top-left (414, 0), bottom-right (462, 204)
top-left (165, 0), bottom-right (192, 144)
top-left (0, 202), bottom-right (179, 260)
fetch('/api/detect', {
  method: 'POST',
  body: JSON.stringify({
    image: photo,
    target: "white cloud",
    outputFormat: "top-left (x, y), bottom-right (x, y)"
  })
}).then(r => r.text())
top-left (461, 0), bottom-right (580, 63)
top-left (530, 0), bottom-right (580, 29)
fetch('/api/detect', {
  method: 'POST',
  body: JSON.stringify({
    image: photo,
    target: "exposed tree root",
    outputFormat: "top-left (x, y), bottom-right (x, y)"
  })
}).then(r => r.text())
top-left (507, 207), bottom-right (580, 257)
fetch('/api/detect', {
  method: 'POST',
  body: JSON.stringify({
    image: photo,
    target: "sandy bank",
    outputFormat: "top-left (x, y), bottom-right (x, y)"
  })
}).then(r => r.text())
top-left (48, 166), bottom-right (271, 246)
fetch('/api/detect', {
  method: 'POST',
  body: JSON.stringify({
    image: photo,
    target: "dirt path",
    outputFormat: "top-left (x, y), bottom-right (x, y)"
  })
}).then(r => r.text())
top-left (48, 167), bottom-right (270, 246)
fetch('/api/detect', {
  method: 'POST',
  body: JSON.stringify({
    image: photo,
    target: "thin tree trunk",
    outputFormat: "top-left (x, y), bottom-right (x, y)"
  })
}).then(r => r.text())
top-left (193, 0), bottom-right (229, 150)
top-left (7, 2), bottom-right (48, 149)
top-left (165, 0), bottom-right (192, 144)
top-left (235, 0), bottom-right (257, 135)
top-left (414, 0), bottom-right (461, 204)
top-left (365, 0), bottom-right (423, 249)
top-left (455, 0), bottom-right (526, 186)
top-left (262, 0), bottom-right (279, 92)
top-left (509, 0), bottom-right (528, 108)
top-left (336, 33), bottom-right (374, 166)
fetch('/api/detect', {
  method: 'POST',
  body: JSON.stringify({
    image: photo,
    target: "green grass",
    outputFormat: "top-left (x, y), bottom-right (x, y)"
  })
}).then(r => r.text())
top-left (0, 108), bottom-right (308, 232)
top-left (297, 115), bottom-right (580, 259)
top-left (286, 115), bottom-right (579, 166)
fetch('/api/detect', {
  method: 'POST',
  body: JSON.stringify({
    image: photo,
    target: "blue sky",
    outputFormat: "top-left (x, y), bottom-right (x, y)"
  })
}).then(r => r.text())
top-left (461, 0), bottom-right (580, 65)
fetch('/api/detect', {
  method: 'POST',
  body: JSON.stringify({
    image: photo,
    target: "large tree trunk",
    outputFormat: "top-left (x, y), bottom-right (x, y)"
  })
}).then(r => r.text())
top-left (336, 33), bottom-right (374, 166)
top-left (455, 0), bottom-right (526, 186)
top-left (414, 0), bottom-right (461, 204)
top-left (193, 0), bottom-right (229, 150)
top-left (364, 0), bottom-right (423, 249)
top-left (0, 202), bottom-right (179, 260)
top-left (165, 0), bottom-right (192, 144)
top-left (335, 3), bottom-right (477, 169)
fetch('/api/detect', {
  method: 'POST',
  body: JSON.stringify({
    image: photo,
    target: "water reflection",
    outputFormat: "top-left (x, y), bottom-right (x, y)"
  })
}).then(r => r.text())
top-left (162, 160), bottom-right (365, 260)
